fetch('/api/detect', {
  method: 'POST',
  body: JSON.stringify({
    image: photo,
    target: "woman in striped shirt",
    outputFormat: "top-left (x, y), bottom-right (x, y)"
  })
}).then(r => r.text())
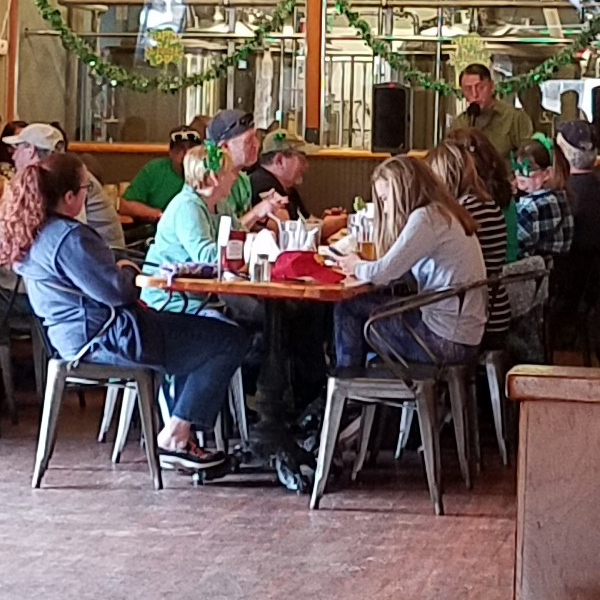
top-left (428, 141), bottom-right (511, 344)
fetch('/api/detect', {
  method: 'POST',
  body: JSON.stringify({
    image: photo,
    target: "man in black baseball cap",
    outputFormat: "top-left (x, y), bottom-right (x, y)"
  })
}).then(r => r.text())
top-left (207, 110), bottom-right (260, 217)
top-left (556, 120), bottom-right (599, 255)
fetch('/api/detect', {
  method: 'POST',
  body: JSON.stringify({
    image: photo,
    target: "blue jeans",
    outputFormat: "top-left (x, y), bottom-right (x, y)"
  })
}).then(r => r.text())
top-left (87, 306), bottom-right (248, 430)
top-left (334, 292), bottom-right (478, 368)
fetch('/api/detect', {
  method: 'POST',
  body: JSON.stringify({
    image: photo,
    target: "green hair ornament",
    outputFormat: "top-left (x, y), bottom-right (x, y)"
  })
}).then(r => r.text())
top-left (203, 140), bottom-right (224, 172)
top-left (532, 132), bottom-right (553, 162)
top-left (510, 152), bottom-right (533, 176)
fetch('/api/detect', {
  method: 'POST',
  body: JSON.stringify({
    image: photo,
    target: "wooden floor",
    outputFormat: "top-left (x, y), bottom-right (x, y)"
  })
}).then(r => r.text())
top-left (0, 392), bottom-right (515, 600)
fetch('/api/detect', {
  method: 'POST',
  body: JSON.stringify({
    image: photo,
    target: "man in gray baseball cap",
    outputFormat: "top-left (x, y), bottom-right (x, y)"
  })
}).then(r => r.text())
top-left (2, 123), bottom-right (65, 172)
top-left (207, 110), bottom-right (260, 217)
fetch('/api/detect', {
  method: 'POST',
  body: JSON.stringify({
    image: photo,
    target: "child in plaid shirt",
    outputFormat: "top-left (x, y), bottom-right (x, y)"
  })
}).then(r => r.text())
top-left (513, 135), bottom-right (574, 259)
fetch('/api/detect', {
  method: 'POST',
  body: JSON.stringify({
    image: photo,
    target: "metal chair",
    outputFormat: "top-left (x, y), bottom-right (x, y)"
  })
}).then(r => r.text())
top-left (311, 281), bottom-right (490, 515)
top-left (393, 266), bottom-right (550, 470)
top-left (105, 367), bottom-right (248, 463)
top-left (33, 358), bottom-right (162, 490)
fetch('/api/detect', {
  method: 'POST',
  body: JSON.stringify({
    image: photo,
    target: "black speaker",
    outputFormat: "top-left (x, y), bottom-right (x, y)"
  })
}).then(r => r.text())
top-left (372, 83), bottom-right (409, 153)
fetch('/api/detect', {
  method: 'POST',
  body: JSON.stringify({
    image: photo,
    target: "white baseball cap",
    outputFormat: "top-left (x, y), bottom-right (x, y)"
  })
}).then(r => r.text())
top-left (2, 123), bottom-right (65, 151)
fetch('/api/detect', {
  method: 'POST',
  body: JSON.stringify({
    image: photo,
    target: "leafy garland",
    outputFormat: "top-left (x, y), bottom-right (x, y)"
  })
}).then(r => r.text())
top-left (33, 0), bottom-right (296, 93)
top-left (33, 0), bottom-right (600, 96)
top-left (335, 0), bottom-right (600, 97)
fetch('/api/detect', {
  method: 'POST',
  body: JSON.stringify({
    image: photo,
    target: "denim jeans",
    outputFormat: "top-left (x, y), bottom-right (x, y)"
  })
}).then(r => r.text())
top-left (334, 291), bottom-right (478, 368)
top-left (87, 306), bottom-right (248, 430)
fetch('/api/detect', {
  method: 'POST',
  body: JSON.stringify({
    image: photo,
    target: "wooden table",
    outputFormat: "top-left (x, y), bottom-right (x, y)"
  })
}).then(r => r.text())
top-left (507, 365), bottom-right (600, 600)
top-left (137, 274), bottom-right (370, 490)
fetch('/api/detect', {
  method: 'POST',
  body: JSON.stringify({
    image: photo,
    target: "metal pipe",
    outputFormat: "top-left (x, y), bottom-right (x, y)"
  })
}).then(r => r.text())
top-left (57, 0), bottom-right (599, 7)
top-left (226, 7), bottom-right (236, 110)
top-left (361, 61), bottom-right (367, 148)
top-left (23, 29), bottom-right (584, 45)
top-left (433, 7), bottom-right (443, 146)
top-left (279, 42), bottom-right (286, 128)
top-left (340, 61), bottom-right (346, 146)
top-left (348, 55), bottom-right (355, 147)
top-left (319, 0), bottom-right (327, 145)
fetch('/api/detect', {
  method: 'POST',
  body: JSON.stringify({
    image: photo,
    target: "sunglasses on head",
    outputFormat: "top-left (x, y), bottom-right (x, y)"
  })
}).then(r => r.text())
top-left (170, 131), bottom-right (201, 144)
top-left (220, 113), bottom-right (254, 139)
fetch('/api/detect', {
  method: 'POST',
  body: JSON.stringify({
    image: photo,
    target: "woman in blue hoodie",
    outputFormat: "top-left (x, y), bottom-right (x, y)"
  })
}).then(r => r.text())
top-left (0, 153), bottom-right (247, 471)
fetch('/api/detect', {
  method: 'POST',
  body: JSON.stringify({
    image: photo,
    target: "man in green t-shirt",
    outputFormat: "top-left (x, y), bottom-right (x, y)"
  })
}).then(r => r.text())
top-left (206, 110), bottom-right (260, 217)
top-left (120, 126), bottom-right (201, 220)
top-left (452, 64), bottom-right (533, 160)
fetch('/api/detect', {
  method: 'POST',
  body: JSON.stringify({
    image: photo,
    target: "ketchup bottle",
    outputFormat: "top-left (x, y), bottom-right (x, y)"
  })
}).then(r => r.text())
top-left (221, 229), bottom-right (246, 272)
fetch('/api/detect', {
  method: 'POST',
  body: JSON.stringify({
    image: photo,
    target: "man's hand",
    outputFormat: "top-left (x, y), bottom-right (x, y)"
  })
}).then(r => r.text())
top-left (255, 189), bottom-right (289, 218)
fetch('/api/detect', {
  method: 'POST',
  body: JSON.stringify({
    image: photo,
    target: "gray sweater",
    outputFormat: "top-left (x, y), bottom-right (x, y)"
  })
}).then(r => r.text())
top-left (355, 206), bottom-right (488, 346)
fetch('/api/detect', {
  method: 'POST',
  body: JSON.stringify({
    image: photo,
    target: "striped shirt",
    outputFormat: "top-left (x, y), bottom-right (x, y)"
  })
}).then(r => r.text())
top-left (460, 194), bottom-right (511, 334)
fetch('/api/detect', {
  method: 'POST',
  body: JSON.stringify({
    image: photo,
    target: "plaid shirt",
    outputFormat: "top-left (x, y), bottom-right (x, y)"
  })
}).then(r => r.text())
top-left (516, 189), bottom-right (574, 258)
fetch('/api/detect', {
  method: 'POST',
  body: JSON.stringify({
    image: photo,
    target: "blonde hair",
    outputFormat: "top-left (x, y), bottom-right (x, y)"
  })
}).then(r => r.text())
top-left (426, 140), bottom-right (491, 203)
top-left (183, 145), bottom-right (233, 191)
top-left (372, 156), bottom-right (479, 257)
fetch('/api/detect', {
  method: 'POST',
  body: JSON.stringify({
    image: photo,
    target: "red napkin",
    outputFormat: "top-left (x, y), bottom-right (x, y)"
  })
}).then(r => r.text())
top-left (271, 251), bottom-right (345, 284)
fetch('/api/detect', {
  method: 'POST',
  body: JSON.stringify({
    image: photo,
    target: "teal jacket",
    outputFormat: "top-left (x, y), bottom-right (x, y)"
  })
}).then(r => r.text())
top-left (141, 184), bottom-right (238, 313)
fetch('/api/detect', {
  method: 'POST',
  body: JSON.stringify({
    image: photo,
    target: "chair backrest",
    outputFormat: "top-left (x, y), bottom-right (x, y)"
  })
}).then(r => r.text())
top-left (363, 278), bottom-right (491, 385)
top-left (502, 256), bottom-right (549, 319)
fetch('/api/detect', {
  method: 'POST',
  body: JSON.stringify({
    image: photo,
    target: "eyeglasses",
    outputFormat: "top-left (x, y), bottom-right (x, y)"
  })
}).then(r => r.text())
top-left (80, 182), bottom-right (93, 193)
top-left (219, 113), bottom-right (254, 139)
top-left (170, 131), bottom-right (202, 144)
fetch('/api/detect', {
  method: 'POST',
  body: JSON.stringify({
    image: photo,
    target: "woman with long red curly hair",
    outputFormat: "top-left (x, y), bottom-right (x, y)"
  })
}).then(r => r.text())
top-left (0, 153), bottom-right (247, 472)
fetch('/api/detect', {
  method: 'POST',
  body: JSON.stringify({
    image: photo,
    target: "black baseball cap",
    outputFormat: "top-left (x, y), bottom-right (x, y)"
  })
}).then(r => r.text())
top-left (556, 120), bottom-right (598, 151)
top-left (207, 110), bottom-right (254, 143)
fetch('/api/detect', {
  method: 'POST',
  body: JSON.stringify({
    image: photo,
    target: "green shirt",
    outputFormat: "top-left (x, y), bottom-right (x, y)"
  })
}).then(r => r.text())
top-left (225, 171), bottom-right (252, 217)
top-left (452, 100), bottom-right (533, 160)
top-left (122, 157), bottom-right (184, 210)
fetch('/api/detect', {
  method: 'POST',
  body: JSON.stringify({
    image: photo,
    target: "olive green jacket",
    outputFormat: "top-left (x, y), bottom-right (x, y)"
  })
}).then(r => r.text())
top-left (452, 100), bottom-right (534, 159)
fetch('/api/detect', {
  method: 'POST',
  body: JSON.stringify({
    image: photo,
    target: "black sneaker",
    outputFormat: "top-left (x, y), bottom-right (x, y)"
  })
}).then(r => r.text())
top-left (159, 443), bottom-right (226, 471)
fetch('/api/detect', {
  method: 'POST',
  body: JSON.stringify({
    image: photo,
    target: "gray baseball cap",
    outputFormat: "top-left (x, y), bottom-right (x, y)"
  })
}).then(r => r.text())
top-left (207, 110), bottom-right (254, 143)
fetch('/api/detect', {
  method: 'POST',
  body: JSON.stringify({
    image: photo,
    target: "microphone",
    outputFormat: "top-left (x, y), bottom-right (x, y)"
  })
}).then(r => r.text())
top-left (467, 102), bottom-right (481, 127)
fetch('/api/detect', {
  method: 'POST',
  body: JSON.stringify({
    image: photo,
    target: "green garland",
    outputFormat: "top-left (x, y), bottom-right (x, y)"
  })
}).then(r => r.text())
top-left (335, 0), bottom-right (600, 97)
top-left (33, 0), bottom-right (296, 93)
top-left (33, 0), bottom-right (600, 96)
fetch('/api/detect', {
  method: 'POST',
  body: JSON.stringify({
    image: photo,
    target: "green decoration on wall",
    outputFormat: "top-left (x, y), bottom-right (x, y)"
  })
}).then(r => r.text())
top-left (33, 0), bottom-right (296, 93)
top-left (145, 29), bottom-right (184, 69)
top-left (334, 0), bottom-right (600, 97)
top-left (448, 34), bottom-right (490, 85)
top-left (32, 0), bottom-right (600, 96)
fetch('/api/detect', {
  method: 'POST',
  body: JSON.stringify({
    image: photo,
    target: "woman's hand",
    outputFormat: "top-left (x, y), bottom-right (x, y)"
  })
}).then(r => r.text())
top-left (335, 252), bottom-right (361, 276)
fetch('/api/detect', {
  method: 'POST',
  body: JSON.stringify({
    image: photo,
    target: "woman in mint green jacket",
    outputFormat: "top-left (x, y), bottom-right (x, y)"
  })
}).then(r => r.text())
top-left (142, 145), bottom-right (282, 313)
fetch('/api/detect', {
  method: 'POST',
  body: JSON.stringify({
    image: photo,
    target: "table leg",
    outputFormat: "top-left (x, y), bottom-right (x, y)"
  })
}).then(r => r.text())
top-left (249, 298), bottom-right (316, 492)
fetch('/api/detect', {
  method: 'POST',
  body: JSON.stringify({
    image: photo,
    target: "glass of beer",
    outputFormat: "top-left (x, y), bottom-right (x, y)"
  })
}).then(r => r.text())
top-left (359, 219), bottom-right (375, 260)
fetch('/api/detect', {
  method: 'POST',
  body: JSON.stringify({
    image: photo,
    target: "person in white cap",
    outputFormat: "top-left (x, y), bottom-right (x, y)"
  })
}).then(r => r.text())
top-left (2, 123), bottom-right (65, 172)
top-left (3, 123), bottom-right (125, 248)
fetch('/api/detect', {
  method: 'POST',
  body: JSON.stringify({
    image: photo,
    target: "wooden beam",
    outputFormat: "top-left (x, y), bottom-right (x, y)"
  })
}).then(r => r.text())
top-left (6, 0), bottom-right (19, 120)
top-left (304, 0), bottom-right (324, 143)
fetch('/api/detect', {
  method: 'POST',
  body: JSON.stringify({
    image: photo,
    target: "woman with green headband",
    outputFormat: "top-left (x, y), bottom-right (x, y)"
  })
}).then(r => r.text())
top-left (142, 141), bottom-right (282, 315)
top-left (513, 133), bottom-right (574, 259)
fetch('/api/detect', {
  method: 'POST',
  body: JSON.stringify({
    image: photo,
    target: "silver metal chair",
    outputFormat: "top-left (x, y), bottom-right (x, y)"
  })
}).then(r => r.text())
top-left (311, 282), bottom-right (491, 515)
top-left (393, 266), bottom-right (550, 470)
top-left (32, 358), bottom-right (162, 490)
top-left (107, 367), bottom-right (248, 463)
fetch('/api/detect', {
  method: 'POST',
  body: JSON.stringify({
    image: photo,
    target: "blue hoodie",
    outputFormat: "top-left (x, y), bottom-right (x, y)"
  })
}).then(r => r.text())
top-left (14, 215), bottom-right (138, 359)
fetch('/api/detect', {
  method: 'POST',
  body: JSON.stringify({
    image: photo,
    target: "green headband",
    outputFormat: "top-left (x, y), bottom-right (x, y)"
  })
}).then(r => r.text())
top-left (203, 140), bottom-right (224, 172)
top-left (510, 152), bottom-right (534, 176)
top-left (511, 132), bottom-right (554, 176)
